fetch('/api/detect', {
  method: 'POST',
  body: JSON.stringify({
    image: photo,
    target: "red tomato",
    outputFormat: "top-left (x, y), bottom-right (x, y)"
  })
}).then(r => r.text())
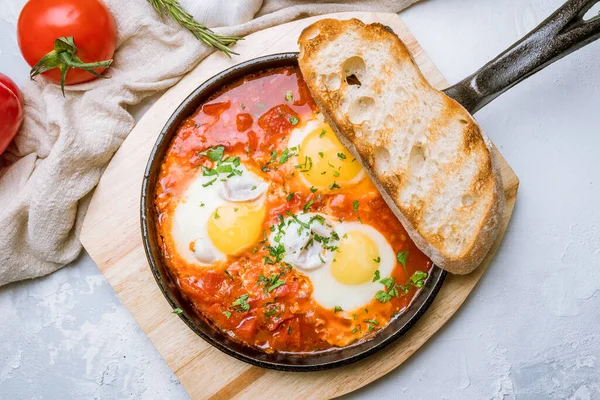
top-left (0, 74), bottom-right (24, 155)
top-left (17, 0), bottom-right (117, 86)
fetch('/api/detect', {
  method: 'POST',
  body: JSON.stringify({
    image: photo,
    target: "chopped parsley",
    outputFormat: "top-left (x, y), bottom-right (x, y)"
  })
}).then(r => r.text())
top-left (375, 271), bottom-right (429, 303)
top-left (329, 182), bottom-right (341, 190)
top-left (289, 116), bottom-right (299, 125)
top-left (264, 307), bottom-right (279, 317)
top-left (286, 193), bottom-right (294, 202)
top-left (251, 185), bottom-right (257, 190)
top-left (396, 250), bottom-right (409, 273)
top-left (410, 271), bottom-right (428, 288)
top-left (351, 328), bottom-right (358, 334)
top-left (258, 274), bottom-right (286, 293)
top-left (310, 186), bottom-right (318, 193)
top-left (337, 153), bottom-right (347, 160)
top-left (364, 319), bottom-right (379, 325)
top-left (334, 306), bottom-right (343, 313)
top-left (214, 208), bottom-right (220, 219)
top-left (353, 200), bottom-right (359, 213)
top-left (231, 294), bottom-right (250, 312)
top-left (285, 90), bottom-right (293, 102)
top-left (373, 257), bottom-right (381, 263)
top-left (198, 145), bottom-right (243, 182)
top-left (222, 311), bottom-right (232, 319)
top-left (200, 202), bottom-right (205, 207)
top-left (372, 270), bottom-right (380, 282)
top-left (304, 199), bottom-right (314, 211)
top-left (319, 129), bottom-right (326, 138)
top-left (202, 178), bottom-right (217, 187)
top-left (240, 103), bottom-right (245, 110)
top-left (172, 308), bottom-right (183, 315)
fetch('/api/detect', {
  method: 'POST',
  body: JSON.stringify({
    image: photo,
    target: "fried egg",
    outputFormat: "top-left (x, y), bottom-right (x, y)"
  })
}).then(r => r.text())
top-left (288, 119), bottom-right (364, 191)
top-left (172, 164), bottom-right (268, 266)
top-left (270, 213), bottom-right (395, 311)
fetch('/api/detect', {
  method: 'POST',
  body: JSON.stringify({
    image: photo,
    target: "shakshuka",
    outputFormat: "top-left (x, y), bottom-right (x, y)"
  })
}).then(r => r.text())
top-left (155, 66), bottom-right (433, 353)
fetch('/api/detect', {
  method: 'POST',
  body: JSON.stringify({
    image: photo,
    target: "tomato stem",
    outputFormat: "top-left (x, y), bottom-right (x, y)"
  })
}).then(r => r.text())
top-left (30, 36), bottom-right (113, 96)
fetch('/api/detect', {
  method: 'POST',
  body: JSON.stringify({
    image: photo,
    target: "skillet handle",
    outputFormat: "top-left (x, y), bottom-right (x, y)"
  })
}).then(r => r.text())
top-left (444, 0), bottom-right (600, 114)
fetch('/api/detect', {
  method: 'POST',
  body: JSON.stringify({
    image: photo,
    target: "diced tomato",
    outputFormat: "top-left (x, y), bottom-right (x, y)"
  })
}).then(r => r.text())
top-left (258, 105), bottom-right (299, 140)
top-left (236, 113), bottom-right (254, 132)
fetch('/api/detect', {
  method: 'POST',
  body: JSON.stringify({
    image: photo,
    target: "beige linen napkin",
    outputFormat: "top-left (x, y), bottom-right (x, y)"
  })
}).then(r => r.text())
top-left (0, 0), bottom-right (418, 286)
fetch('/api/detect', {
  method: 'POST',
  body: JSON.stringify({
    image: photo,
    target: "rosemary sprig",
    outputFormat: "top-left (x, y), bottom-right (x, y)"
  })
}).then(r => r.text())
top-left (147, 0), bottom-right (242, 57)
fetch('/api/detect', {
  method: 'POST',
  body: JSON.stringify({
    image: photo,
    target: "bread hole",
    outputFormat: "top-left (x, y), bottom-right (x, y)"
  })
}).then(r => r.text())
top-left (409, 144), bottom-right (426, 171)
top-left (346, 74), bottom-right (361, 86)
top-left (348, 96), bottom-right (376, 124)
top-left (374, 146), bottom-right (391, 175)
top-left (322, 73), bottom-right (341, 91)
top-left (304, 27), bottom-right (320, 40)
top-left (397, 86), bottom-right (407, 100)
top-left (461, 194), bottom-right (476, 207)
top-left (384, 115), bottom-right (394, 130)
top-left (342, 56), bottom-right (366, 86)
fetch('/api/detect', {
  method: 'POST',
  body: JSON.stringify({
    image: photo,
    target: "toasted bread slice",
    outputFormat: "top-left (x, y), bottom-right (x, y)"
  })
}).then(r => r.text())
top-left (298, 19), bottom-right (504, 274)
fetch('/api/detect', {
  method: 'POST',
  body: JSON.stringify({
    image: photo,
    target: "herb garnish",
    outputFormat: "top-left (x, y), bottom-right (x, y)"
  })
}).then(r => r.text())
top-left (396, 250), bottom-right (409, 273)
top-left (289, 116), bottom-right (299, 125)
top-left (172, 308), bottom-right (183, 315)
top-left (372, 270), bottom-right (380, 282)
top-left (285, 90), bottom-right (293, 102)
top-left (231, 294), bottom-right (250, 312)
top-left (334, 306), bottom-right (343, 313)
top-left (337, 153), bottom-right (347, 160)
top-left (222, 311), bottom-right (232, 319)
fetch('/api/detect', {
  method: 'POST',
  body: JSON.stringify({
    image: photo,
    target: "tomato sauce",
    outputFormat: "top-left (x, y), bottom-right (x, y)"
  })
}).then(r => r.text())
top-left (155, 66), bottom-right (434, 354)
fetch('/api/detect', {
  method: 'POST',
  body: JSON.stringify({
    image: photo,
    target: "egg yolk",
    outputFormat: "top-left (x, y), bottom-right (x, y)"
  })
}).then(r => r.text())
top-left (207, 203), bottom-right (266, 255)
top-left (330, 231), bottom-right (380, 285)
top-left (297, 125), bottom-right (362, 189)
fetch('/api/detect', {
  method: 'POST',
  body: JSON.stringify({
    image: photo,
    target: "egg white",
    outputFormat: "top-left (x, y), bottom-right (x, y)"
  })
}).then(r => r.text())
top-left (269, 213), bottom-right (395, 312)
top-left (172, 164), bottom-right (267, 266)
top-left (311, 222), bottom-right (395, 312)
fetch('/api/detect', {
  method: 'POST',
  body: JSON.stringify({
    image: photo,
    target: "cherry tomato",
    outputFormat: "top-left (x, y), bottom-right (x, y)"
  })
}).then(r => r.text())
top-left (17, 0), bottom-right (117, 86)
top-left (0, 73), bottom-right (24, 155)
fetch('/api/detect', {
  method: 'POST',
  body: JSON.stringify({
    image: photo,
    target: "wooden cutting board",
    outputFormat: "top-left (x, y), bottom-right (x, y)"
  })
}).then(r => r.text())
top-left (81, 12), bottom-right (519, 400)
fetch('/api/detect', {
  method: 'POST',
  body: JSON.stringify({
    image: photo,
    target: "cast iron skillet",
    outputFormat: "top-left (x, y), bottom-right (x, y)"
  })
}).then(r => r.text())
top-left (141, 0), bottom-right (600, 371)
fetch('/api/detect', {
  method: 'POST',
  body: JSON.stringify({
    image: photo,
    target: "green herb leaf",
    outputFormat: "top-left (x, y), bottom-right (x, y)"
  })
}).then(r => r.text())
top-left (319, 129), bottom-right (326, 138)
top-left (202, 178), bottom-right (217, 187)
top-left (224, 270), bottom-right (234, 281)
top-left (172, 308), bottom-right (183, 315)
top-left (372, 270), bottom-right (380, 282)
top-left (289, 116), bottom-right (299, 126)
top-left (222, 311), bottom-right (232, 319)
top-left (286, 193), bottom-right (294, 202)
top-left (337, 153), bottom-right (347, 160)
top-left (353, 200), bottom-right (359, 213)
top-left (334, 306), bottom-right (343, 313)
top-left (329, 182), bottom-right (341, 190)
top-left (285, 90), bottom-right (293, 102)
top-left (206, 146), bottom-right (225, 161)
top-left (364, 319), bottom-right (379, 325)
top-left (351, 328), bottom-right (358, 334)
top-left (231, 294), bottom-right (250, 312)
top-left (409, 271), bottom-right (428, 288)
top-left (396, 250), bottom-right (409, 272)
top-left (373, 257), bottom-right (381, 263)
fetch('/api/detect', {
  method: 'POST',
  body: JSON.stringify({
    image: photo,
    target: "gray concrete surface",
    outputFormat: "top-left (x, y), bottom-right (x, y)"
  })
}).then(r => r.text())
top-left (1, 0), bottom-right (600, 399)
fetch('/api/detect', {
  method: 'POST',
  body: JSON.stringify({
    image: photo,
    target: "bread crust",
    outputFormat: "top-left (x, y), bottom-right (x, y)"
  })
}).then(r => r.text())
top-left (298, 19), bottom-right (505, 274)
